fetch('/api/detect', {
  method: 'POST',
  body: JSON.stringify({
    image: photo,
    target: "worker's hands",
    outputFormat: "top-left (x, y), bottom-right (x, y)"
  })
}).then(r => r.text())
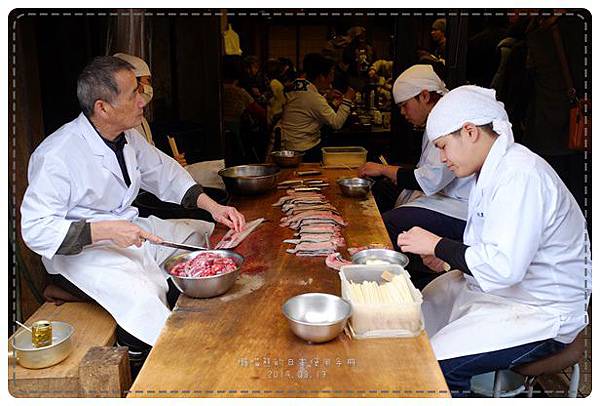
top-left (396, 226), bottom-right (442, 257)
top-left (421, 254), bottom-right (451, 273)
top-left (196, 192), bottom-right (246, 232)
top-left (210, 205), bottom-right (246, 232)
top-left (358, 162), bottom-right (385, 177)
top-left (90, 220), bottom-right (162, 248)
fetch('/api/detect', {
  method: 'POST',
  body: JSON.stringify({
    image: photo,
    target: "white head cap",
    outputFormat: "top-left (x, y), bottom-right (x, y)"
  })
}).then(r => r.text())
top-left (392, 64), bottom-right (448, 105)
top-left (426, 85), bottom-right (513, 143)
top-left (113, 53), bottom-right (151, 77)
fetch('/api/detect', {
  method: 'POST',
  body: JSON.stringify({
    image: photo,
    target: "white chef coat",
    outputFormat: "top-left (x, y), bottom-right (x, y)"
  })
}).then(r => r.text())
top-left (396, 131), bottom-right (474, 221)
top-left (21, 113), bottom-right (214, 345)
top-left (422, 133), bottom-right (590, 360)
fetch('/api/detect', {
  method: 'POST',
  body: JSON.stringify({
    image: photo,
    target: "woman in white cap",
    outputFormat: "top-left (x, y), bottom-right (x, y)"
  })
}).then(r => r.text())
top-left (397, 85), bottom-right (589, 396)
top-left (114, 53), bottom-right (187, 166)
top-left (358, 65), bottom-right (474, 288)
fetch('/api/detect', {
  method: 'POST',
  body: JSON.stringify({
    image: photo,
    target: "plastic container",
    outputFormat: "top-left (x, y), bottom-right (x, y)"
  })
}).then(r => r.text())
top-left (321, 146), bottom-right (368, 168)
top-left (339, 264), bottom-right (423, 339)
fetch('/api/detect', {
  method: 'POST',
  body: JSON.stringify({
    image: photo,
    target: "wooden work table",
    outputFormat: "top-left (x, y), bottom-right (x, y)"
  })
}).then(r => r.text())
top-left (128, 164), bottom-right (449, 398)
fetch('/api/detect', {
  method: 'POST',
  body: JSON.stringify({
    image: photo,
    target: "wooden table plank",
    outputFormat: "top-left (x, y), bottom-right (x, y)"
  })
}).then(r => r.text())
top-left (129, 164), bottom-right (449, 398)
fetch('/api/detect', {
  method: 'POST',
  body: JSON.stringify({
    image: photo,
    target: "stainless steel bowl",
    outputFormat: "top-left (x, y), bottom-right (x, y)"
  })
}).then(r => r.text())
top-left (9, 321), bottom-right (74, 369)
top-left (282, 293), bottom-right (352, 344)
top-left (270, 150), bottom-right (305, 168)
top-left (218, 164), bottom-right (281, 195)
top-left (351, 248), bottom-right (410, 267)
top-left (165, 250), bottom-right (245, 298)
top-left (337, 177), bottom-right (374, 198)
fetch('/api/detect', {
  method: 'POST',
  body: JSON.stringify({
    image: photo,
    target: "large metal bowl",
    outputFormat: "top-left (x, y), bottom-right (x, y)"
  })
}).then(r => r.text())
top-left (270, 150), bottom-right (305, 168)
top-left (165, 250), bottom-right (245, 298)
top-left (337, 177), bottom-right (374, 198)
top-left (282, 293), bottom-right (352, 344)
top-left (218, 164), bottom-right (281, 195)
top-left (351, 248), bottom-right (410, 267)
top-left (9, 321), bottom-right (74, 369)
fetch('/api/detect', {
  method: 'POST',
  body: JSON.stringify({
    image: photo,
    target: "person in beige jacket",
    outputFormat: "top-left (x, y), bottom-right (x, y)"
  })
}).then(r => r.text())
top-left (280, 53), bottom-right (355, 162)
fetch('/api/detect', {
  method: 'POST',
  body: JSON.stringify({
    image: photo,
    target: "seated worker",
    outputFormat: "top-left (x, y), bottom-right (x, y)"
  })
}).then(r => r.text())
top-left (358, 65), bottom-right (474, 288)
top-left (397, 85), bottom-right (590, 396)
top-left (21, 56), bottom-right (246, 364)
top-left (280, 53), bottom-right (356, 162)
top-left (114, 52), bottom-right (187, 166)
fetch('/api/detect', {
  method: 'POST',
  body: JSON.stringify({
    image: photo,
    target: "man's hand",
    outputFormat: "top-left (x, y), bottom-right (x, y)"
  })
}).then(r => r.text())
top-left (344, 86), bottom-right (356, 101)
top-left (421, 255), bottom-right (451, 273)
top-left (90, 220), bottom-right (162, 248)
top-left (326, 89), bottom-right (344, 102)
top-left (396, 226), bottom-right (442, 256)
top-left (357, 162), bottom-right (385, 177)
top-left (210, 205), bottom-right (246, 232)
top-left (196, 193), bottom-right (246, 232)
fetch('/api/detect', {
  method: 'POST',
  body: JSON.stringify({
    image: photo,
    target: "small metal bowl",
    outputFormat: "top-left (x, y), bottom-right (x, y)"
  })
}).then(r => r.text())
top-left (270, 150), bottom-right (305, 168)
top-left (10, 321), bottom-right (74, 369)
top-left (337, 177), bottom-right (374, 198)
top-left (165, 250), bottom-right (245, 298)
top-left (351, 248), bottom-right (410, 267)
top-left (282, 293), bottom-right (352, 344)
top-left (218, 164), bottom-right (280, 195)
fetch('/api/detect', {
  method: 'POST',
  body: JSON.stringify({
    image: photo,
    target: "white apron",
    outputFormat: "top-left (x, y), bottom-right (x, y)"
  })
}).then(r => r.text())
top-left (421, 133), bottom-right (588, 360)
top-left (422, 271), bottom-right (561, 361)
top-left (22, 113), bottom-right (215, 345)
top-left (394, 132), bottom-right (472, 221)
top-left (45, 216), bottom-right (213, 346)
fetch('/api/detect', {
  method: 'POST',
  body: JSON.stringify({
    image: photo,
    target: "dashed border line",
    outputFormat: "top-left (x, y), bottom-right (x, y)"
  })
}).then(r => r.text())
top-left (9, 9), bottom-right (590, 397)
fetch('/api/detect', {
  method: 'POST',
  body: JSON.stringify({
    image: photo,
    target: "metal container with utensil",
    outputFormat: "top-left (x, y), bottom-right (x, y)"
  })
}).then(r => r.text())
top-left (218, 164), bottom-right (280, 195)
top-left (351, 248), bottom-right (409, 267)
top-left (337, 177), bottom-right (374, 198)
top-left (164, 250), bottom-right (245, 298)
top-left (9, 321), bottom-right (74, 369)
top-left (270, 150), bottom-right (305, 168)
top-left (282, 293), bottom-right (352, 344)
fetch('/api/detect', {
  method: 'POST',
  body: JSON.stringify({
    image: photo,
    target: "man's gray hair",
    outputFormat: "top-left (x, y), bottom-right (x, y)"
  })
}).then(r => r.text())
top-left (77, 56), bottom-right (135, 117)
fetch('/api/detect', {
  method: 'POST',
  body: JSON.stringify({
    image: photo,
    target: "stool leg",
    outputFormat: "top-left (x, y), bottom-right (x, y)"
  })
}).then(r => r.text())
top-left (493, 371), bottom-right (502, 397)
top-left (568, 363), bottom-right (580, 398)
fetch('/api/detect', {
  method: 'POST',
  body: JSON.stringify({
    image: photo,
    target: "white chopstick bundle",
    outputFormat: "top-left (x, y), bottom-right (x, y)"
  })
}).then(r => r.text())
top-left (347, 274), bottom-right (414, 305)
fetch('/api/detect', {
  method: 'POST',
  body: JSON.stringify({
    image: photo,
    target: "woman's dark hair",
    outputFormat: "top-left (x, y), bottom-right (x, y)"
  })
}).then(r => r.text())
top-left (302, 53), bottom-right (335, 82)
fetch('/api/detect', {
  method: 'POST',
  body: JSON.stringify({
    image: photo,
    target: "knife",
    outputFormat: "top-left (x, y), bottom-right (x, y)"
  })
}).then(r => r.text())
top-left (148, 240), bottom-right (209, 251)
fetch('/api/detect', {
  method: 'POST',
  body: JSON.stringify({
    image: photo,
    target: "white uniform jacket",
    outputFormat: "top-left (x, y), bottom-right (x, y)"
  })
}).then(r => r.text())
top-left (423, 133), bottom-right (590, 360)
top-left (21, 113), bottom-right (213, 345)
top-left (397, 132), bottom-right (474, 221)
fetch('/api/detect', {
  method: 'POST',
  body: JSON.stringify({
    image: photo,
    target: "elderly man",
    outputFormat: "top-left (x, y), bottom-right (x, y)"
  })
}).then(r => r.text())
top-left (397, 86), bottom-right (589, 396)
top-left (358, 65), bottom-right (473, 288)
top-left (21, 57), bottom-right (246, 355)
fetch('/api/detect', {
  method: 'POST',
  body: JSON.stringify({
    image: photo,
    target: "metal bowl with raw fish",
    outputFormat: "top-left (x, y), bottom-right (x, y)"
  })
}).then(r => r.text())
top-left (337, 177), bottom-right (374, 198)
top-left (351, 248), bottom-right (409, 267)
top-left (165, 250), bottom-right (245, 298)
top-left (270, 150), bottom-right (305, 168)
top-left (282, 293), bottom-right (352, 344)
top-left (218, 164), bottom-right (280, 195)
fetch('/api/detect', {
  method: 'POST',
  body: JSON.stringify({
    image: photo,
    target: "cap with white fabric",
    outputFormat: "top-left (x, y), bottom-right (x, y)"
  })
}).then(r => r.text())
top-left (426, 85), bottom-right (513, 143)
top-left (392, 64), bottom-right (448, 104)
top-left (113, 53), bottom-right (151, 77)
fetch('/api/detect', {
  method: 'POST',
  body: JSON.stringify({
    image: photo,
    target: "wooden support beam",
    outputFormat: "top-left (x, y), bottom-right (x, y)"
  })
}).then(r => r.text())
top-left (79, 347), bottom-right (131, 398)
